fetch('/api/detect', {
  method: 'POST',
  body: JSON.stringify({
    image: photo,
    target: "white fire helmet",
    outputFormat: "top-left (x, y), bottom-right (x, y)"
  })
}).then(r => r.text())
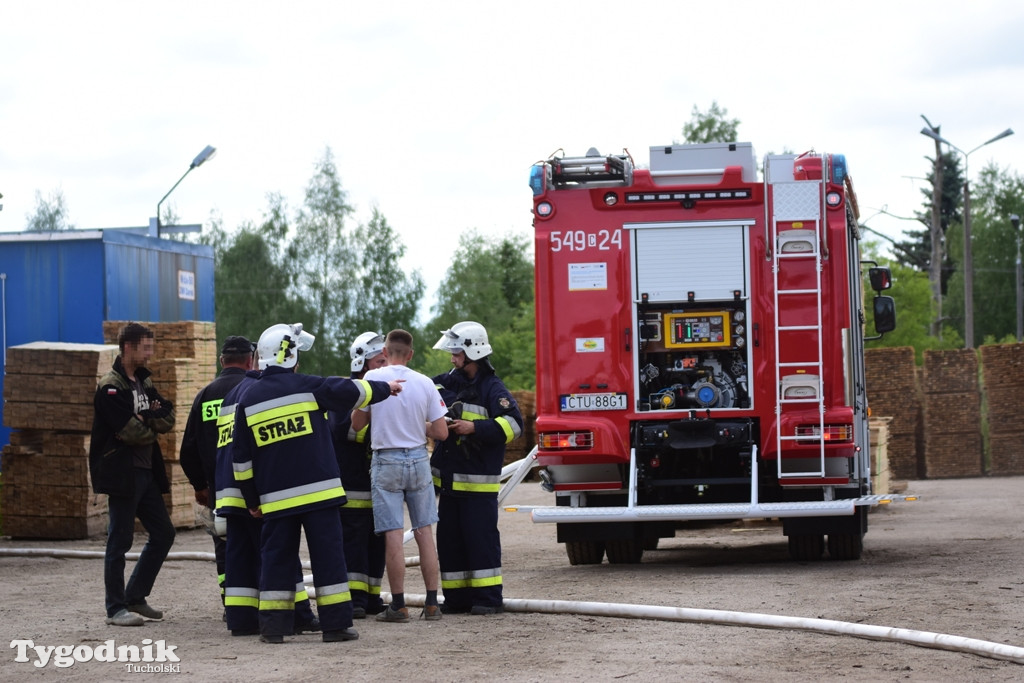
top-left (433, 321), bottom-right (492, 361)
top-left (350, 331), bottom-right (385, 373)
top-left (257, 323), bottom-right (315, 370)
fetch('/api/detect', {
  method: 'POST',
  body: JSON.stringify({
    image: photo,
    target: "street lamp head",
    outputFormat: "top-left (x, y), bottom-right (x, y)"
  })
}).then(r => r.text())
top-left (1012, 214), bottom-right (1021, 232)
top-left (191, 145), bottom-right (217, 169)
top-left (920, 127), bottom-right (953, 148)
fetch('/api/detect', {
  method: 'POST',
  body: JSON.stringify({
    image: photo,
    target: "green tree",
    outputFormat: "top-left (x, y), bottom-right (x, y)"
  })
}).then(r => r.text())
top-left (864, 254), bottom-right (961, 363)
top-left (415, 231), bottom-right (535, 389)
top-left (679, 101), bottom-right (740, 144)
top-left (347, 207), bottom-right (426, 338)
top-left (211, 210), bottom-right (315, 359)
top-left (292, 147), bottom-right (357, 375)
top-left (25, 188), bottom-right (74, 231)
top-left (965, 163), bottom-right (1024, 342)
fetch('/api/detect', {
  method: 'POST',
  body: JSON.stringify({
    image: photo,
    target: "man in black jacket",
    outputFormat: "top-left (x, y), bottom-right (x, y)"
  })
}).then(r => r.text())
top-left (89, 322), bottom-right (177, 627)
top-left (179, 335), bottom-right (256, 612)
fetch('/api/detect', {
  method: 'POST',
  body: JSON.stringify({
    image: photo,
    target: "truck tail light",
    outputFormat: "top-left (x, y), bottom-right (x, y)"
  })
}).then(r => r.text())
top-left (539, 431), bottom-right (594, 450)
top-left (795, 424), bottom-right (853, 444)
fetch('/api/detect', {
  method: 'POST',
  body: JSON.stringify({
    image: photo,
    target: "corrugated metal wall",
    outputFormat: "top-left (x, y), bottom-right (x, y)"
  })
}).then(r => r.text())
top-left (0, 230), bottom-right (214, 448)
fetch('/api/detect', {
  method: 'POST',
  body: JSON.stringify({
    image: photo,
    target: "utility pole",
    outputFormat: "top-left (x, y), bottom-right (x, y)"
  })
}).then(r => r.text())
top-left (921, 116), bottom-right (945, 339)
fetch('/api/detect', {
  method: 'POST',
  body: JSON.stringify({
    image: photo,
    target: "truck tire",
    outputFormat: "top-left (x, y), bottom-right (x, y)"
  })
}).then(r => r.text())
top-left (566, 540), bottom-right (605, 565)
top-left (606, 539), bottom-right (643, 564)
top-left (827, 532), bottom-right (864, 560)
top-left (787, 534), bottom-right (825, 561)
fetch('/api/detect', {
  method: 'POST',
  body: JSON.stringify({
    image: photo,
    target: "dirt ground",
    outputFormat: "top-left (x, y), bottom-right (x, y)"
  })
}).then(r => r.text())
top-left (2, 476), bottom-right (1024, 682)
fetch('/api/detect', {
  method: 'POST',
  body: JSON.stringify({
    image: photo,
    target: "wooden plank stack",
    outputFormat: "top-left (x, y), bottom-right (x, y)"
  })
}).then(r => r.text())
top-left (1, 323), bottom-right (218, 539)
top-left (868, 417), bottom-right (892, 495)
top-left (922, 348), bottom-right (983, 478)
top-left (865, 347), bottom-right (923, 479)
top-left (2, 342), bottom-right (118, 538)
top-left (980, 344), bottom-right (1024, 475)
top-left (103, 321), bottom-right (218, 529)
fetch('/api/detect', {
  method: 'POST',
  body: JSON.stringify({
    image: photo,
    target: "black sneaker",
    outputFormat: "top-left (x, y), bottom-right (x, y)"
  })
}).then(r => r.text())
top-left (322, 628), bottom-right (359, 642)
top-left (294, 617), bottom-right (321, 634)
top-left (231, 628), bottom-right (259, 637)
top-left (470, 604), bottom-right (504, 615)
top-left (440, 604), bottom-right (471, 615)
top-left (352, 607), bottom-right (367, 619)
top-left (260, 634), bottom-right (285, 644)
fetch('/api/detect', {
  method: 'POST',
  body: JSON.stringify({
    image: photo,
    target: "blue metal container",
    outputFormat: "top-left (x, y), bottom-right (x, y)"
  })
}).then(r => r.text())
top-left (0, 229), bottom-right (215, 448)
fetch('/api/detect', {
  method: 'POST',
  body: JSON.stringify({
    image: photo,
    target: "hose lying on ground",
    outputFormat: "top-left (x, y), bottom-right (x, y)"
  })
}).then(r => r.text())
top-left (4, 546), bottom-right (1022, 665)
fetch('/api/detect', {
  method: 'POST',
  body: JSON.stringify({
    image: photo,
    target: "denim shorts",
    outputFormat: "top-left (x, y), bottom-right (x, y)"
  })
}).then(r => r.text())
top-left (370, 447), bottom-right (438, 533)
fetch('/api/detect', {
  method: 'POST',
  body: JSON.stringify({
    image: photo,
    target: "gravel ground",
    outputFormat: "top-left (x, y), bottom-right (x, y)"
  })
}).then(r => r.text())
top-left (2, 476), bottom-right (1023, 681)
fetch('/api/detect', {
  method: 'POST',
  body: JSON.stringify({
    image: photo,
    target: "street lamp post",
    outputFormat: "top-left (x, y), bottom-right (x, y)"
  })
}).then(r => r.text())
top-left (1013, 214), bottom-right (1023, 343)
top-left (154, 145), bottom-right (217, 237)
top-left (920, 127), bottom-right (1014, 348)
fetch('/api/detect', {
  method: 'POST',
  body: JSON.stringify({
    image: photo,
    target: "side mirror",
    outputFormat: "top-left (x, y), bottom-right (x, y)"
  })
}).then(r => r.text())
top-left (868, 266), bottom-right (892, 292)
top-left (873, 295), bottom-right (896, 334)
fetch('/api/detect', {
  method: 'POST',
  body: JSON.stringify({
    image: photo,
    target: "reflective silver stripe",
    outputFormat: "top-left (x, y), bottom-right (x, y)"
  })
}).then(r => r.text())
top-left (225, 587), bottom-right (259, 598)
top-left (452, 473), bottom-right (501, 485)
top-left (461, 402), bottom-right (489, 418)
top-left (316, 582), bottom-right (351, 598)
top-left (217, 486), bottom-right (243, 500)
top-left (233, 461), bottom-right (252, 474)
top-left (345, 490), bottom-right (371, 501)
top-left (259, 590), bottom-right (295, 601)
top-left (259, 478), bottom-right (344, 505)
top-left (244, 392), bottom-right (318, 417)
top-left (442, 567), bottom-right (502, 581)
top-left (352, 379), bottom-right (372, 409)
top-left (497, 415), bottom-right (522, 441)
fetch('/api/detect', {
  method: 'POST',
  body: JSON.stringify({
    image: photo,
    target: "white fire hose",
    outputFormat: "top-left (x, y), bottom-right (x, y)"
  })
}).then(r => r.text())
top-left (3, 450), bottom-right (1023, 665)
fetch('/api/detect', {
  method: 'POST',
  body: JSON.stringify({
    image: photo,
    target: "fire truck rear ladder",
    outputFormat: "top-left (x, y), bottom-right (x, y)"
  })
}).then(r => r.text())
top-left (769, 160), bottom-right (827, 481)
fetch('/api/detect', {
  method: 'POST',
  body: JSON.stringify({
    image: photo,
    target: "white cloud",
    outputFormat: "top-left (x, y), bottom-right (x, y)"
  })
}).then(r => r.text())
top-left (3, 0), bottom-right (1023, 321)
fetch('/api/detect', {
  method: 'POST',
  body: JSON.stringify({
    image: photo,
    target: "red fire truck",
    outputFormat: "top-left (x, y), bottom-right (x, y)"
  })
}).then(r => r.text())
top-left (527, 142), bottom-right (896, 564)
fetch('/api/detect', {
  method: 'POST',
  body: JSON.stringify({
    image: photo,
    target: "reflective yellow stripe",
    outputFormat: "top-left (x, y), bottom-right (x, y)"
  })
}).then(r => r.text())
top-left (452, 480), bottom-right (500, 493)
top-left (353, 379), bottom-right (373, 409)
top-left (441, 568), bottom-right (503, 590)
top-left (216, 406), bottom-right (236, 447)
top-left (260, 485), bottom-right (346, 514)
top-left (233, 461), bottom-right (253, 481)
top-left (496, 415), bottom-right (519, 443)
top-left (316, 582), bottom-right (352, 607)
top-left (341, 499), bottom-right (373, 509)
top-left (225, 595), bottom-right (259, 608)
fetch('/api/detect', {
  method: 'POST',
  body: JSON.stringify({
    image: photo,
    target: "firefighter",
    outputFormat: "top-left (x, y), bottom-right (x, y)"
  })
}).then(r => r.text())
top-left (431, 321), bottom-right (523, 615)
top-left (328, 332), bottom-right (388, 619)
top-left (179, 335), bottom-right (257, 614)
top-left (214, 362), bottom-right (320, 637)
top-left (232, 322), bottom-right (402, 644)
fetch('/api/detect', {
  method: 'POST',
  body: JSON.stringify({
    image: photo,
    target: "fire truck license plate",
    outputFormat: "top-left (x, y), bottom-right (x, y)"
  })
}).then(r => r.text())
top-left (560, 393), bottom-right (627, 411)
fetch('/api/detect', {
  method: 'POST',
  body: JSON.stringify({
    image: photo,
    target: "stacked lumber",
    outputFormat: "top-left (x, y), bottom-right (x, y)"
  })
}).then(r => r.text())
top-left (1, 343), bottom-right (117, 538)
top-left (103, 321), bottom-right (217, 528)
top-left (868, 417), bottom-right (892, 495)
top-left (865, 347), bottom-right (923, 479)
top-left (980, 344), bottom-right (1024, 475)
top-left (922, 349), bottom-right (982, 478)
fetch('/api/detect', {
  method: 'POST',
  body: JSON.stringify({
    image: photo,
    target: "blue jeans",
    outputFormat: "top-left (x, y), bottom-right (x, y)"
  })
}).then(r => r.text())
top-left (370, 448), bottom-right (438, 532)
top-left (104, 467), bottom-right (176, 617)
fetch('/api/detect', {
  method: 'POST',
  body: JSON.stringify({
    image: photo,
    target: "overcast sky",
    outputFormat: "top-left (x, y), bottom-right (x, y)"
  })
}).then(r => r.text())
top-left (3, 1), bottom-right (1023, 324)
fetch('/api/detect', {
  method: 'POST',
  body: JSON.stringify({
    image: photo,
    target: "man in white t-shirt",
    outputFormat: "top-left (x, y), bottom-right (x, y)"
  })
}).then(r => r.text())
top-left (352, 329), bottom-right (449, 622)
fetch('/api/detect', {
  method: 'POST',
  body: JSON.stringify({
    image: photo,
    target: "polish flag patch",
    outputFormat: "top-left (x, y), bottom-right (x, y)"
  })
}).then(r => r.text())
top-left (107, 388), bottom-right (118, 394)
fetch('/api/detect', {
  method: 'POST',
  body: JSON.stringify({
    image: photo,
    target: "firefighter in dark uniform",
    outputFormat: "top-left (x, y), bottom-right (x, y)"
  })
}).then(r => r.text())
top-left (179, 335), bottom-right (256, 611)
top-left (329, 332), bottom-right (388, 619)
top-left (215, 366), bottom-right (320, 637)
top-left (431, 321), bottom-right (523, 615)
top-left (232, 322), bottom-right (402, 644)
